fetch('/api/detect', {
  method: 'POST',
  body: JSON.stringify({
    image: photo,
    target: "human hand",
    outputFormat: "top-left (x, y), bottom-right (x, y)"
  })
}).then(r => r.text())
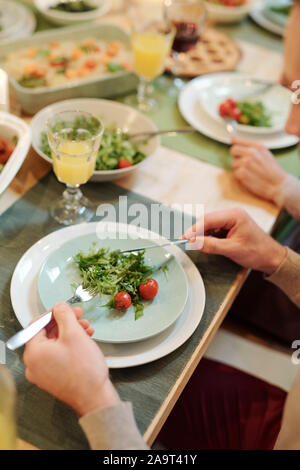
top-left (23, 303), bottom-right (120, 416)
top-left (183, 208), bottom-right (287, 275)
top-left (230, 137), bottom-right (286, 203)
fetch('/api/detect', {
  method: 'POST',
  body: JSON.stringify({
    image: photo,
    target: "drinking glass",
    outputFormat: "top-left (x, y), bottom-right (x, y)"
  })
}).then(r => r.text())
top-left (47, 110), bottom-right (103, 226)
top-left (0, 366), bottom-right (16, 450)
top-left (127, 20), bottom-right (175, 112)
top-left (164, 0), bottom-right (207, 89)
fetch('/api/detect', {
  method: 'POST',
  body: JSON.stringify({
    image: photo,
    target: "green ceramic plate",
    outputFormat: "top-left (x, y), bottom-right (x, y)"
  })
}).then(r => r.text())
top-left (38, 233), bottom-right (188, 343)
top-left (263, 1), bottom-right (291, 27)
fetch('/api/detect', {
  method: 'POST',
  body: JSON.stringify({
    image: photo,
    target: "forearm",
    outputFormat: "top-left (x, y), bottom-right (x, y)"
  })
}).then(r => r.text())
top-left (79, 402), bottom-right (149, 450)
top-left (274, 174), bottom-right (300, 221)
top-left (266, 247), bottom-right (300, 308)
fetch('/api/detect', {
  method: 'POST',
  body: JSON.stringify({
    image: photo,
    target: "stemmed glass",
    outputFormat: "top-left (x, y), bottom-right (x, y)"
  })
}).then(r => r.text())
top-left (47, 110), bottom-right (103, 226)
top-left (164, 0), bottom-right (207, 90)
top-left (126, 18), bottom-right (175, 112)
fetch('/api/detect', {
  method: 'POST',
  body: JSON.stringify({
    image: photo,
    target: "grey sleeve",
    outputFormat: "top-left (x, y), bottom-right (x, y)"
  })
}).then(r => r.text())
top-left (266, 247), bottom-right (300, 308)
top-left (79, 402), bottom-right (149, 450)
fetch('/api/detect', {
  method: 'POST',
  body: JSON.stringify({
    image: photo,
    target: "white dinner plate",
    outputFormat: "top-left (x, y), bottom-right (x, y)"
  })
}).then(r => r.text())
top-left (179, 72), bottom-right (299, 149)
top-left (249, 0), bottom-right (286, 36)
top-left (10, 222), bottom-right (206, 368)
top-left (0, 1), bottom-right (36, 45)
top-left (0, 112), bottom-right (31, 195)
top-left (199, 75), bottom-right (291, 135)
top-left (30, 98), bottom-right (160, 183)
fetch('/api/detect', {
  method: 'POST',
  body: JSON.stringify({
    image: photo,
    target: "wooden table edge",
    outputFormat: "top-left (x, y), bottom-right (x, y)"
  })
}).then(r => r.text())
top-left (143, 267), bottom-right (250, 446)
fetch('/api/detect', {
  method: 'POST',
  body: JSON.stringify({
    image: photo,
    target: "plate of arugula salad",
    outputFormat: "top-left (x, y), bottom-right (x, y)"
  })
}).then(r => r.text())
top-left (31, 98), bottom-right (159, 182)
top-left (11, 222), bottom-right (206, 367)
top-left (37, 229), bottom-right (188, 343)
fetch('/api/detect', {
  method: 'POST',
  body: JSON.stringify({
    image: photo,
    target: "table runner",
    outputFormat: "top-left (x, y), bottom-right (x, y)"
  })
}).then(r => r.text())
top-left (0, 173), bottom-right (240, 449)
top-left (18, 0), bottom-right (300, 177)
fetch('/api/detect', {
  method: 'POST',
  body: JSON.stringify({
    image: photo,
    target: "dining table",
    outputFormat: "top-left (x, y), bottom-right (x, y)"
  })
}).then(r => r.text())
top-left (1, 0), bottom-right (299, 451)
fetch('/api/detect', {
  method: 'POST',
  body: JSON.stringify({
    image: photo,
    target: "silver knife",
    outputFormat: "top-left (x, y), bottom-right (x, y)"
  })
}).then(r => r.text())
top-left (120, 238), bottom-right (189, 253)
top-left (6, 312), bottom-right (53, 351)
top-left (6, 285), bottom-right (96, 351)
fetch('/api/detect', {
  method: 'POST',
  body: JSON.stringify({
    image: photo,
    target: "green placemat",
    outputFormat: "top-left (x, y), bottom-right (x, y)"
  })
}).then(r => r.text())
top-left (0, 174), bottom-right (240, 450)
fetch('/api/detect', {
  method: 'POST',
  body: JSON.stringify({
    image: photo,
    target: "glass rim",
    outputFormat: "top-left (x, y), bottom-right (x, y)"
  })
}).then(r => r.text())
top-left (46, 109), bottom-right (104, 143)
top-left (131, 22), bottom-right (176, 38)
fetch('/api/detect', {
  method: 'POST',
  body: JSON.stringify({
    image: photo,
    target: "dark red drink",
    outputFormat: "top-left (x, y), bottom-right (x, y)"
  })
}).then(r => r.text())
top-left (172, 20), bottom-right (199, 53)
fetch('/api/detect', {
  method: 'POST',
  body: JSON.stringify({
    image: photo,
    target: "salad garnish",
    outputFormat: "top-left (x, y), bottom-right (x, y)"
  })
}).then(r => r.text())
top-left (73, 247), bottom-right (161, 320)
top-left (219, 98), bottom-right (272, 127)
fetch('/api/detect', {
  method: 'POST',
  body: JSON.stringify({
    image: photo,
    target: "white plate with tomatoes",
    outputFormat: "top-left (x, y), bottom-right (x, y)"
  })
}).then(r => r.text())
top-left (199, 74), bottom-right (291, 135)
top-left (0, 111), bottom-right (31, 196)
top-left (10, 222), bottom-right (206, 368)
top-left (31, 98), bottom-right (160, 183)
top-left (178, 72), bottom-right (298, 149)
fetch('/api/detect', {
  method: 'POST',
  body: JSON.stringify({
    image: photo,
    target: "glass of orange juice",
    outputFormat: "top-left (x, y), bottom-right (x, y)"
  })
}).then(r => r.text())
top-left (47, 111), bottom-right (103, 226)
top-left (0, 366), bottom-right (16, 450)
top-left (128, 21), bottom-right (175, 112)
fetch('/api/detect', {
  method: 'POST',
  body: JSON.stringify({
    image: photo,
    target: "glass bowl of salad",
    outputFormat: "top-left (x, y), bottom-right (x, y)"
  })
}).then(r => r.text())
top-left (34, 0), bottom-right (110, 26)
top-left (31, 98), bottom-right (160, 182)
top-left (204, 0), bottom-right (255, 23)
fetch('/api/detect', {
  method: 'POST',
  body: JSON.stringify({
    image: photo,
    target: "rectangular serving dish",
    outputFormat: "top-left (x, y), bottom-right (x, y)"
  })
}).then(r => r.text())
top-left (0, 23), bottom-right (138, 115)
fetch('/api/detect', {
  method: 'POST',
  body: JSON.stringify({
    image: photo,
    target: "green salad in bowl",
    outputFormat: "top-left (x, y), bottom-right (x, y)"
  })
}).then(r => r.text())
top-left (31, 98), bottom-right (160, 182)
top-left (40, 122), bottom-right (146, 172)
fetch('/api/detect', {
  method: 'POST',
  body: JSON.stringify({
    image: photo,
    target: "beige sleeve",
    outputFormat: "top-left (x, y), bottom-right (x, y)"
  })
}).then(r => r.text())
top-left (266, 247), bottom-right (300, 308)
top-left (275, 368), bottom-right (300, 450)
top-left (273, 174), bottom-right (300, 221)
top-left (79, 402), bottom-right (148, 450)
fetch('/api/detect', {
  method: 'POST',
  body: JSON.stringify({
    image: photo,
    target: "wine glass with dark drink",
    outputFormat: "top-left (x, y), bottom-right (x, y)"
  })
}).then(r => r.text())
top-left (164, 0), bottom-right (207, 87)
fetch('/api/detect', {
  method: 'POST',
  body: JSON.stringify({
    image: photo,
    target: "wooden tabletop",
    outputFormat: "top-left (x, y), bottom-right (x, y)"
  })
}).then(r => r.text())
top-left (5, 0), bottom-right (281, 450)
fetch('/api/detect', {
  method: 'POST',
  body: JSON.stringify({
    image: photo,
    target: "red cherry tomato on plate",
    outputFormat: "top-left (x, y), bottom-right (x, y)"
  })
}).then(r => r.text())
top-left (226, 98), bottom-right (237, 108)
top-left (113, 292), bottom-right (132, 312)
top-left (230, 107), bottom-right (242, 121)
top-left (139, 278), bottom-right (159, 300)
top-left (118, 159), bottom-right (132, 169)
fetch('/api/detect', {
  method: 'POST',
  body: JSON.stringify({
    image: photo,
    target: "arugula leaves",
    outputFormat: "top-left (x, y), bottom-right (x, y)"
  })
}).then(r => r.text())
top-left (73, 248), bottom-right (154, 320)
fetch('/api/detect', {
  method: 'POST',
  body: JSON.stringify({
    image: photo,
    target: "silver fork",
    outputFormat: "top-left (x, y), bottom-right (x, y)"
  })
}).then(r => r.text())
top-left (129, 127), bottom-right (195, 142)
top-left (6, 285), bottom-right (95, 351)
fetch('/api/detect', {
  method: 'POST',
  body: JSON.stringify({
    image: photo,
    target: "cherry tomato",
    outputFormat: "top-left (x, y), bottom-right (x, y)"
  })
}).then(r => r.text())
top-left (139, 278), bottom-right (159, 300)
top-left (230, 107), bottom-right (242, 121)
top-left (113, 292), bottom-right (132, 312)
top-left (118, 159), bottom-right (133, 169)
top-left (219, 102), bottom-right (230, 117)
top-left (226, 98), bottom-right (237, 108)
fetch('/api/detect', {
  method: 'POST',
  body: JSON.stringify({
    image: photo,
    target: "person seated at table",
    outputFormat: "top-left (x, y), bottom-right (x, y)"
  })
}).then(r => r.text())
top-left (224, 0), bottom-right (300, 347)
top-left (227, 136), bottom-right (300, 346)
top-left (23, 206), bottom-right (300, 450)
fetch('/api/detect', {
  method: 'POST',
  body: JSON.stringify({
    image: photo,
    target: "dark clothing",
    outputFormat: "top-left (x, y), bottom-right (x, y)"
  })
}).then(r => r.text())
top-left (156, 358), bottom-right (286, 450)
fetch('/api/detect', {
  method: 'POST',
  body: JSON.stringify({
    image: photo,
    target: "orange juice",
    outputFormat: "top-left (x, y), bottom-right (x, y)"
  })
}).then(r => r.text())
top-left (132, 31), bottom-right (171, 80)
top-left (52, 141), bottom-right (96, 186)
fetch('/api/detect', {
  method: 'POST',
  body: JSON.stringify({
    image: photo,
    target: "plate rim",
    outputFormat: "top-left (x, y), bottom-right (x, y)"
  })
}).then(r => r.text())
top-left (249, 0), bottom-right (286, 36)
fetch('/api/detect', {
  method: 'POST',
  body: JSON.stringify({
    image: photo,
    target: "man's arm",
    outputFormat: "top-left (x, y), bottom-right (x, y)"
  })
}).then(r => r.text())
top-left (79, 402), bottom-right (148, 450)
top-left (266, 247), bottom-right (300, 309)
top-left (183, 208), bottom-right (300, 309)
top-left (23, 303), bottom-right (148, 450)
